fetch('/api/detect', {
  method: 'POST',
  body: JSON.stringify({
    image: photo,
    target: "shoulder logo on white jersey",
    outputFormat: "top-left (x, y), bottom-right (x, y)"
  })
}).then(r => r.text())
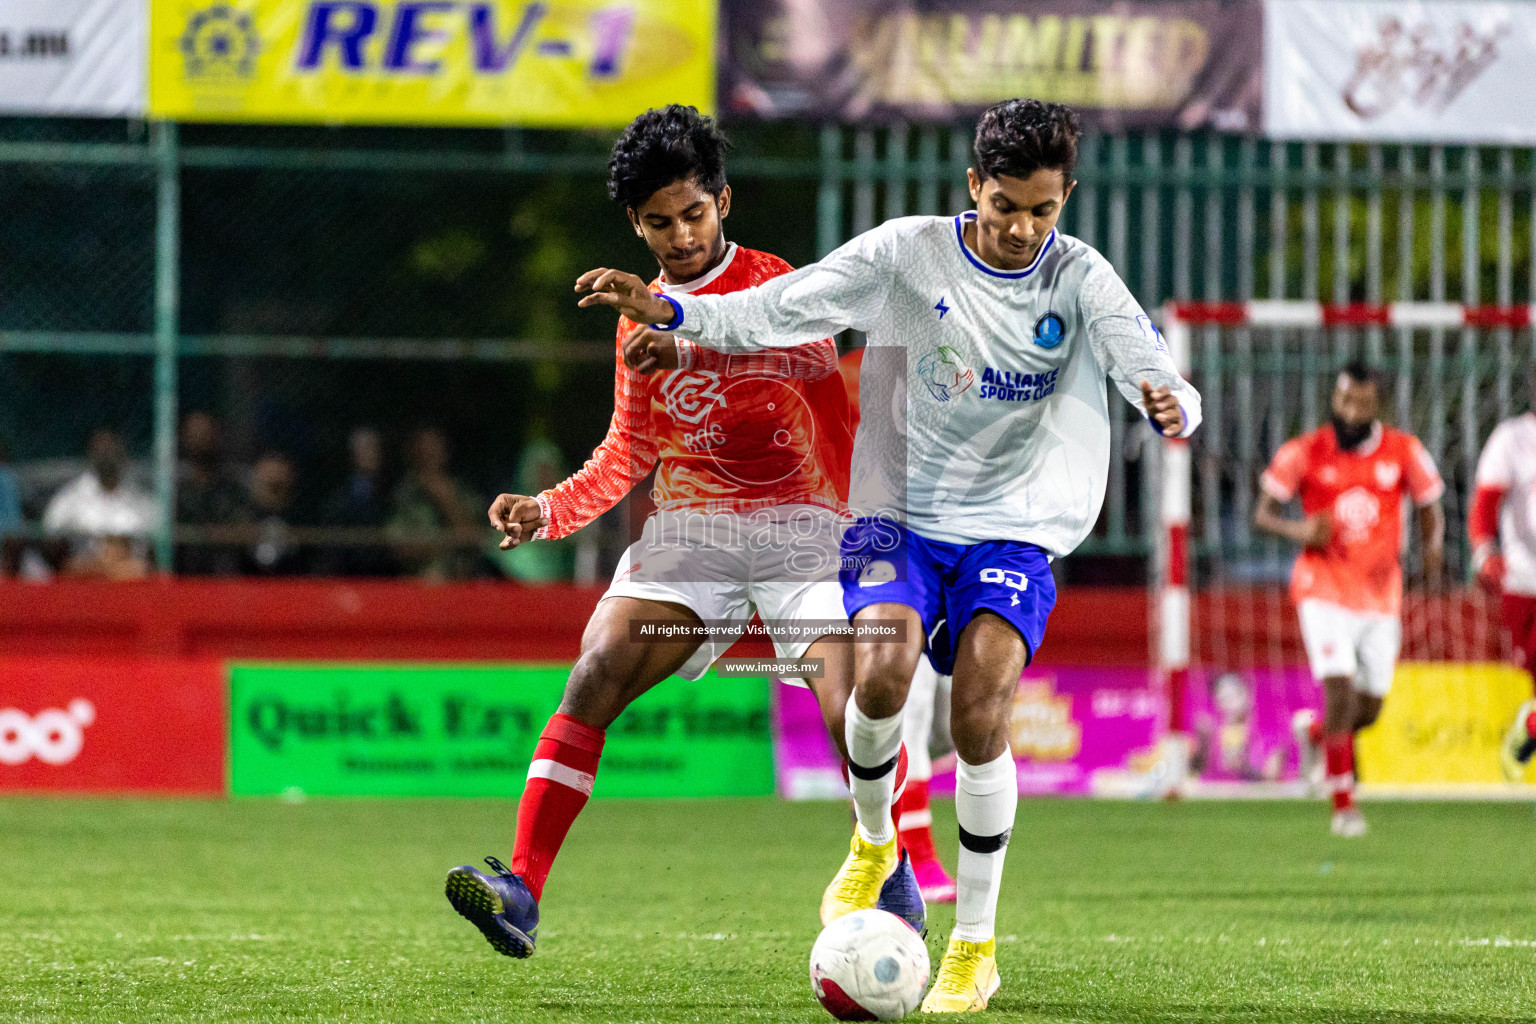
top-left (1136, 314), bottom-right (1168, 354)
top-left (660, 371), bottom-right (728, 425)
top-left (1374, 461), bottom-right (1400, 489)
top-left (0, 699), bottom-right (95, 766)
top-left (934, 296), bottom-right (950, 319)
top-left (1033, 312), bottom-right (1065, 349)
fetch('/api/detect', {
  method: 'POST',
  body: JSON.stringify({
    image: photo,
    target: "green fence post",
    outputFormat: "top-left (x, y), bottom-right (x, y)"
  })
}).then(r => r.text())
top-left (152, 121), bottom-right (180, 572)
top-left (816, 123), bottom-right (841, 258)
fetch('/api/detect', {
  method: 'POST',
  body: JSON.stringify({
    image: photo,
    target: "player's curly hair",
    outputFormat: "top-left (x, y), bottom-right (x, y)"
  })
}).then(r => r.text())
top-left (973, 98), bottom-right (1080, 183)
top-left (607, 105), bottom-right (731, 210)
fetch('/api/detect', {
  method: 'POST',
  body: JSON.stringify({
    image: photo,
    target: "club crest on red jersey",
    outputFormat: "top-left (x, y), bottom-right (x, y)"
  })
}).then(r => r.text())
top-left (660, 370), bottom-right (728, 425)
top-left (1334, 486), bottom-right (1381, 542)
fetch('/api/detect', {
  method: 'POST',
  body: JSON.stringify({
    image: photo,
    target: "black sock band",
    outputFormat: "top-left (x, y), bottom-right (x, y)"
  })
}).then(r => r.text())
top-left (847, 754), bottom-right (899, 781)
top-left (958, 825), bottom-right (1012, 854)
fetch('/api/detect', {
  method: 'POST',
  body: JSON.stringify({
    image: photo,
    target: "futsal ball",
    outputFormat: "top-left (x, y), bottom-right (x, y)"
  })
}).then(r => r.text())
top-left (809, 909), bottom-right (930, 1020)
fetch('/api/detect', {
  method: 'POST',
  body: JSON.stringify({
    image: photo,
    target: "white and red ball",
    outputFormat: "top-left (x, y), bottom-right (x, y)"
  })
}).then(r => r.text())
top-left (809, 909), bottom-right (930, 1021)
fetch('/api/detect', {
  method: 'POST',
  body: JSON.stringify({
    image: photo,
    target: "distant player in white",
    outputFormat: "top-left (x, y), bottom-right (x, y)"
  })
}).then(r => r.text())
top-left (1470, 376), bottom-right (1536, 780)
top-left (577, 99), bottom-right (1202, 1012)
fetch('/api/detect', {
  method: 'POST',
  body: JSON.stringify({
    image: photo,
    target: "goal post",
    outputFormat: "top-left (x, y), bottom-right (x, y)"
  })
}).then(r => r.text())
top-left (1153, 300), bottom-right (1536, 795)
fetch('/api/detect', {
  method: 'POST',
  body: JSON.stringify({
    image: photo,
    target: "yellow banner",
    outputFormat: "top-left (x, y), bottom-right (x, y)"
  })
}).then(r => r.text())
top-left (149, 0), bottom-right (714, 127)
top-left (1357, 662), bottom-right (1534, 785)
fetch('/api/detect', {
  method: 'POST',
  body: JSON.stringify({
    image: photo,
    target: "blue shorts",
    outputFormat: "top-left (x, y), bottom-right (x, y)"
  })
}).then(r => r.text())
top-left (839, 517), bottom-right (1057, 674)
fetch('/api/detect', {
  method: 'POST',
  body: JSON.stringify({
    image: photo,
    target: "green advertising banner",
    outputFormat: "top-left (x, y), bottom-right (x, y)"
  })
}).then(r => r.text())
top-left (229, 664), bottom-right (772, 798)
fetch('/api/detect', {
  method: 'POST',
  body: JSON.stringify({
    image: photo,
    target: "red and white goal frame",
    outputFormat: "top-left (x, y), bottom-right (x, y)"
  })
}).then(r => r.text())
top-left (1154, 300), bottom-right (1536, 753)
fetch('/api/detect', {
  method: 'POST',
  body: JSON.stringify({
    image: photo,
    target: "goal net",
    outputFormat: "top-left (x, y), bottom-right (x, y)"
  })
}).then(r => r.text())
top-left (1157, 301), bottom-right (1536, 794)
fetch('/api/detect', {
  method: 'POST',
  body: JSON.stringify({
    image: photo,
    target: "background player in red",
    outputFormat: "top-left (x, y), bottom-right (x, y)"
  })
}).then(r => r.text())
top-left (1255, 361), bottom-right (1445, 836)
top-left (441, 105), bottom-right (923, 961)
top-left (1469, 374), bottom-right (1536, 780)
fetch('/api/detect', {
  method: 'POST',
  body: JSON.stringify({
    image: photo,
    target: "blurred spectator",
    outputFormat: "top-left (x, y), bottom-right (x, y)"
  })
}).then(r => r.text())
top-left (42, 428), bottom-right (156, 580)
top-left (388, 426), bottom-right (483, 581)
top-left (175, 411), bottom-right (247, 576)
top-left (0, 434), bottom-right (23, 577)
top-left (315, 426), bottom-right (398, 576)
top-left (241, 451), bottom-right (308, 576)
top-left (494, 424), bottom-right (575, 583)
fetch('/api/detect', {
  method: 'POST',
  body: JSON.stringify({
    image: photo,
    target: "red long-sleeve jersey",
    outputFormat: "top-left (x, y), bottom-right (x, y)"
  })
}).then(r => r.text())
top-left (535, 244), bottom-right (854, 540)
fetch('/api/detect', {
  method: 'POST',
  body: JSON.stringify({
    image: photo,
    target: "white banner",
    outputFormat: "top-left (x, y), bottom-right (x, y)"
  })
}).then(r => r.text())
top-left (0, 0), bottom-right (145, 116)
top-left (1265, 0), bottom-right (1536, 143)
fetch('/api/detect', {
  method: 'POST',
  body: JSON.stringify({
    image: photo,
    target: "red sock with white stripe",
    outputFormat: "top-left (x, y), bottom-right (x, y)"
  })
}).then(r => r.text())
top-left (1324, 732), bottom-right (1355, 812)
top-left (896, 778), bottom-right (940, 865)
top-left (511, 713), bottom-right (604, 902)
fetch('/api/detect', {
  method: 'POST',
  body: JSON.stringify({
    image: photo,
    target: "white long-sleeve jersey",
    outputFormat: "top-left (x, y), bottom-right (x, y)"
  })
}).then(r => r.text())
top-left (668, 213), bottom-right (1203, 555)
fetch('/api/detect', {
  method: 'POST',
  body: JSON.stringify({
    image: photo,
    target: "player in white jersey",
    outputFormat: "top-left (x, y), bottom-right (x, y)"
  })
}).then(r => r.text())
top-left (1470, 382), bottom-right (1536, 780)
top-left (577, 99), bottom-right (1201, 1012)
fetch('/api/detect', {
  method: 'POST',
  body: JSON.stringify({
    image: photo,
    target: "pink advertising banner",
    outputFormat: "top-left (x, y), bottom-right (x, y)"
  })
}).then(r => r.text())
top-left (773, 665), bottom-right (1321, 798)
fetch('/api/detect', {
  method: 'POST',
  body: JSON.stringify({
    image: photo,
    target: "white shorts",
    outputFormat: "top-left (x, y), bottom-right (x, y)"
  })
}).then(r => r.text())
top-left (1296, 599), bottom-right (1401, 697)
top-left (602, 506), bottom-right (848, 684)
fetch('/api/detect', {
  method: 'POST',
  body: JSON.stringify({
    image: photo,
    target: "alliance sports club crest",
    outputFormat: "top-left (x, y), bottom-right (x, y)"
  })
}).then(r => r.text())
top-left (916, 345), bottom-right (974, 402)
top-left (1033, 311), bottom-right (1065, 350)
top-left (180, 5), bottom-right (260, 78)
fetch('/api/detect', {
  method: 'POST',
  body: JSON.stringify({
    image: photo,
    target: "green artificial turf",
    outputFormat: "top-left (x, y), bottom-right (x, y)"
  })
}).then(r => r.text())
top-left (1, 797), bottom-right (1534, 1022)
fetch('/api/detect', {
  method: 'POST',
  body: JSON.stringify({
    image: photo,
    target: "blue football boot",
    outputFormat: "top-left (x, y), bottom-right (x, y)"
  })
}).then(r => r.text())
top-left (876, 848), bottom-right (927, 937)
top-left (445, 856), bottom-right (539, 958)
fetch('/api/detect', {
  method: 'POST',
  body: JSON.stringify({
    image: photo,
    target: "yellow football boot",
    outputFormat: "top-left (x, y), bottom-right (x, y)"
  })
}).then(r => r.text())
top-left (921, 936), bottom-right (1000, 1013)
top-left (819, 829), bottom-right (899, 925)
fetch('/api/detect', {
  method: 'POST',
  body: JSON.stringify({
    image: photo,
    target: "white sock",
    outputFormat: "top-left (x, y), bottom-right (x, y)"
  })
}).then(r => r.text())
top-left (953, 750), bottom-right (1018, 943)
top-left (844, 692), bottom-right (904, 846)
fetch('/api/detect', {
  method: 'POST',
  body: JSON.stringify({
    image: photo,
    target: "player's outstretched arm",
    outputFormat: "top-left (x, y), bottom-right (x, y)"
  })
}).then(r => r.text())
top-left (578, 228), bottom-right (893, 367)
top-left (575, 269), bottom-right (674, 325)
top-left (1091, 320), bottom-right (1202, 439)
top-left (1079, 258), bottom-right (1201, 438)
top-left (1469, 485), bottom-right (1507, 591)
top-left (620, 324), bottom-right (839, 381)
top-left (509, 337), bottom-right (662, 545)
top-left (1418, 499), bottom-right (1446, 590)
top-left (1471, 426), bottom-right (1512, 591)
top-left (1253, 491), bottom-right (1331, 548)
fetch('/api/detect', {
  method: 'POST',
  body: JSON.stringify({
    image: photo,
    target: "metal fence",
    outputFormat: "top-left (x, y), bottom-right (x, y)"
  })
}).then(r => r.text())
top-left (3, 118), bottom-right (1533, 576)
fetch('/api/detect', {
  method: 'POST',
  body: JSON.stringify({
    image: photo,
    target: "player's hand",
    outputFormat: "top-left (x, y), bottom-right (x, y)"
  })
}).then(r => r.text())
top-left (622, 325), bottom-right (679, 374)
top-left (488, 493), bottom-right (544, 550)
top-left (1140, 381), bottom-right (1185, 437)
top-left (1300, 512), bottom-right (1332, 549)
top-left (575, 268), bottom-right (674, 325)
top-left (1476, 550), bottom-right (1506, 594)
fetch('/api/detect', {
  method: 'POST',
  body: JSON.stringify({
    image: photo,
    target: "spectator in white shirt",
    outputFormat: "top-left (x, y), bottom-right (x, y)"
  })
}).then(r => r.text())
top-left (42, 428), bottom-right (157, 580)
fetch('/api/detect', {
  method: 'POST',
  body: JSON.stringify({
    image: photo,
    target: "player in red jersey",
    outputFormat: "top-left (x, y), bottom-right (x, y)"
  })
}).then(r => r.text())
top-left (1469, 374), bottom-right (1536, 780)
top-left (1255, 361), bottom-right (1445, 836)
top-left (441, 106), bottom-right (924, 960)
